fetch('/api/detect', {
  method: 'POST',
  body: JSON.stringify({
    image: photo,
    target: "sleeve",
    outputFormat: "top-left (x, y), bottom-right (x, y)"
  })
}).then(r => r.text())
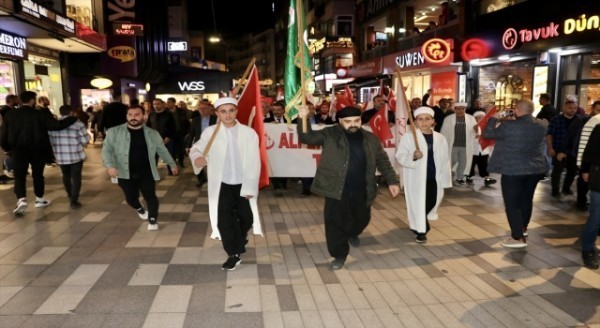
top-left (154, 129), bottom-right (177, 167)
top-left (101, 129), bottom-right (116, 168)
top-left (374, 137), bottom-right (399, 185)
top-left (296, 119), bottom-right (327, 145)
top-left (482, 117), bottom-right (500, 139)
top-left (578, 119), bottom-right (597, 167)
top-left (189, 125), bottom-right (213, 175)
top-left (78, 123), bottom-right (91, 146)
top-left (395, 133), bottom-right (418, 169)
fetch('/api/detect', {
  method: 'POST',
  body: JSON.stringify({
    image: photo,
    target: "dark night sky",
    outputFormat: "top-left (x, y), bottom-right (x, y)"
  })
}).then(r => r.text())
top-left (187, 1), bottom-right (280, 38)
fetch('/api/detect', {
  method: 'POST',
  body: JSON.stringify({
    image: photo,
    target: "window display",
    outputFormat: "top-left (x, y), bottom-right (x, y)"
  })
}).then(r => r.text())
top-left (0, 60), bottom-right (17, 105)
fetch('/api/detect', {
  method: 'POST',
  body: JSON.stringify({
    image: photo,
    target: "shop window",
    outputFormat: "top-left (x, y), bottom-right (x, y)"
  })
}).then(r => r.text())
top-left (493, 74), bottom-right (525, 110)
top-left (66, 0), bottom-right (93, 27)
top-left (0, 60), bottom-right (17, 105)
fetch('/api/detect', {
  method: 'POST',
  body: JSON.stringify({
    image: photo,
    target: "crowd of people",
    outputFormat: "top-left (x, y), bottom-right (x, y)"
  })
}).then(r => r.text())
top-left (0, 90), bottom-right (598, 271)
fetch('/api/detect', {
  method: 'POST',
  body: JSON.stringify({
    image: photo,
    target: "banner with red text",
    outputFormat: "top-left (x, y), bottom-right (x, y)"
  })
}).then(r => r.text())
top-left (264, 123), bottom-right (398, 177)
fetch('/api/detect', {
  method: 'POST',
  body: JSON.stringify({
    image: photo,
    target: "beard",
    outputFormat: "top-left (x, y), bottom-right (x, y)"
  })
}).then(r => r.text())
top-left (127, 119), bottom-right (143, 128)
top-left (344, 126), bottom-right (360, 134)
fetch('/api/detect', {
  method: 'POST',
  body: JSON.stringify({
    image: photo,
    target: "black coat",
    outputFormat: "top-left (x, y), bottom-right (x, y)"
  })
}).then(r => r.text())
top-left (582, 125), bottom-right (600, 191)
top-left (186, 115), bottom-right (217, 148)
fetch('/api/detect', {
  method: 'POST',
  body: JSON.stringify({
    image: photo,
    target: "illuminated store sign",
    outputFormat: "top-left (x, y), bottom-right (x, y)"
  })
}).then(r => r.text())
top-left (168, 41), bottom-right (188, 51)
top-left (421, 38), bottom-right (452, 64)
top-left (0, 30), bottom-right (27, 60)
top-left (502, 13), bottom-right (599, 50)
top-left (112, 23), bottom-right (144, 36)
top-left (16, 0), bottom-right (75, 34)
top-left (178, 81), bottom-right (205, 92)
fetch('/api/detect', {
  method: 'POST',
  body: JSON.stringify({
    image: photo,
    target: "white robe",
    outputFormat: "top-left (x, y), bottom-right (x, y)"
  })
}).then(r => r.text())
top-left (189, 121), bottom-right (263, 240)
top-left (440, 114), bottom-right (478, 176)
top-left (395, 130), bottom-right (452, 233)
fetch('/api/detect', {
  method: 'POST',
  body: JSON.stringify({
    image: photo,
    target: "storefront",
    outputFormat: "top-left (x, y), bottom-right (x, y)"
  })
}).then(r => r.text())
top-left (23, 45), bottom-right (64, 111)
top-left (382, 38), bottom-right (457, 106)
top-left (464, 0), bottom-right (600, 113)
top-left (154, 68), bottom-right (234, 107)
top-left (0, 29), bottom-right (25, 105)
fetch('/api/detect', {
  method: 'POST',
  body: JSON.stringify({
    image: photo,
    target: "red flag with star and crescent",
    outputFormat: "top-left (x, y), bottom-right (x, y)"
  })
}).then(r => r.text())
top-left (369, 106), bottom-right (393, 142)
top-left (234, 64), bottom-right (270, 189)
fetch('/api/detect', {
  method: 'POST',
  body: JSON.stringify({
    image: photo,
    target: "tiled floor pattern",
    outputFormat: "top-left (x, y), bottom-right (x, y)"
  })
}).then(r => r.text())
top-left (0, 145), bottom-right (598, 327)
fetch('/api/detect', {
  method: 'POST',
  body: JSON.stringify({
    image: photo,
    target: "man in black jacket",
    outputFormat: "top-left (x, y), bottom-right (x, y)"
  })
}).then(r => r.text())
top-left (0, 91), bottom-right (77, 216)
top-left (147, 98), bottom-right (177, 175)
top-left (297, 106), bottom-right (400, 270)
top-left (185, 102), bottom-right (217, 187)
top-left (98, 91), bottom-right (127, 135)
top-left (580, 124), bottom-right (600, 269)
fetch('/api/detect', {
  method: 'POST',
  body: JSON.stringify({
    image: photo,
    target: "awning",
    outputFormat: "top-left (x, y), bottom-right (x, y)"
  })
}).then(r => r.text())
top-left (155, 67), bottom-right (235, 94)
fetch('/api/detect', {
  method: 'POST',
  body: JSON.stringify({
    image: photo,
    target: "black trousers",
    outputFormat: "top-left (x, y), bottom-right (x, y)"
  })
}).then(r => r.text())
top-left (271, 177), bottom-right (287, 190)
top-left (12, 148), bottom-right (46, 199)
top-left (218, 183), bottom-right (254, 256)
top-left (117, 174), bottom-right (159, 219)
top-left (469, 154), bottom-right (489, 177)
top-left (324, 190), bottom-right (371, 259)
top-left (551, 156), bottom-right (576, 193)
top-left (59, 160), bottom-right (83, 203)
top-left (501, 174), bottom-right (541, 239)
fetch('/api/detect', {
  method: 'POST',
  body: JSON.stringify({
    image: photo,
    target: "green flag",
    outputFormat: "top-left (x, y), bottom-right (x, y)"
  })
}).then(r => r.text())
top-left (284, 0), bottom-right (312, 122)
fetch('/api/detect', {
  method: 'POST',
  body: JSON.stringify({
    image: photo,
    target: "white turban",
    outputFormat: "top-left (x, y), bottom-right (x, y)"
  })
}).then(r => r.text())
top-left (473, 111), bottom-right (486, 118)
top-left (454, 102), bottom-right (468, 107)
top-left (413, 106), bottom-right (435, 117)
top-left (214, 97), bottom-right (237, 109)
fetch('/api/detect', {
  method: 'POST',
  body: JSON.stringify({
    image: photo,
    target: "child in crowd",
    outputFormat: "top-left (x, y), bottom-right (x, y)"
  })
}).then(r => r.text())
top-left (468, 111), bottom-right (497, 186)
top-left (396, 107), bottom-right (452, 243)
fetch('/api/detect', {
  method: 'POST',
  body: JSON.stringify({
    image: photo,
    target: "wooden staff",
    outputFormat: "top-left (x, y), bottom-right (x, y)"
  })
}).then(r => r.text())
top-left (202, 58), bottom-right (257, 157)
top-left (296, 0), bottom-right (309, 132)
top-left (396, 67), bottom-right (420, 152)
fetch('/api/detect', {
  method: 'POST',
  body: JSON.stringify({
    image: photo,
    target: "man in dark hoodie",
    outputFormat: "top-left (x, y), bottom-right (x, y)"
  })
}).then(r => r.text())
top-left (0, 91), bottom-right (77, 216)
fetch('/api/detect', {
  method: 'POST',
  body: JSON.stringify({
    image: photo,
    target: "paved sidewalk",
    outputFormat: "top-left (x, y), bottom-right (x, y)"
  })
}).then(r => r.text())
top-left (0, 145), bottom-right (598, 328)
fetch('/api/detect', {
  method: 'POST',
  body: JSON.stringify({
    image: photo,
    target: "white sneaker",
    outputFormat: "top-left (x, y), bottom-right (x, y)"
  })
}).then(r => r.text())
top-left (500, 237), bottom-right (527, 249)
top-left (34, 199), bottom-right (51, 208)
top-left (4, 169), bottom-right (14, 178)
top-left (147, 218), bottom-right (158, 231)
top-left (136, 207), bottom-right (148, 220)
top-left (13, 199), bottom-right (27, 215)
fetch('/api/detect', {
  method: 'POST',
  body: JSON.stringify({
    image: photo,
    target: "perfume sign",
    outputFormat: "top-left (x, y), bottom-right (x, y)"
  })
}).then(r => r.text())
top-left (0, 30), bottom-right (27, 60)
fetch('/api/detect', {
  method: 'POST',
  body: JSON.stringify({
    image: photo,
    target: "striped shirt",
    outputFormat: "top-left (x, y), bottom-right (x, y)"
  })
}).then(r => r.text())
top-left (578, 114), bottom-right (600, 166)
top-left (453, 116), bottom-right (466, 147)
top-left (48, 117), bottom-right (90, 165)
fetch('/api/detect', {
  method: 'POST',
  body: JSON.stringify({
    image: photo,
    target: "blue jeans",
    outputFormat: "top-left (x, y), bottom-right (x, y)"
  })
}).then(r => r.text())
top-left (501, 174), bottom-right (542, 239)
top-left (581, 190), bottom-right (600, 251)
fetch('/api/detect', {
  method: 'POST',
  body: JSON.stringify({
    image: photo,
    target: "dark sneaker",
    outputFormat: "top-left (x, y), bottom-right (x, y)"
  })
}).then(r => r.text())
top-left (562, 189), bottom-right (574, 196)
top-left (222, 254), bottom-right (241, 270)
top-left (349, 236), bottom-right (360, 248)
top-left (34, 199), bottom-right (51, 208)
top-left (416, 234), bottom-right (427, 243)
top-left (455, 179), bottom-right (465, 185)
top-left (70, 202), bottom-right (82, 209)
top-left (299, 190), bottom-right (311, 197)
top-left (330, 257), bottom-right (346, 270)
top-left (137, 207), bottom-right (148, 220)
top-left (147, 218), bottom-right (158, 231)
top-left (484, 178), bottom-right (497, 186)
top-left (465, 176), bottom-right (473, 184)
top-left (582, 251), bottom-right (599, 269)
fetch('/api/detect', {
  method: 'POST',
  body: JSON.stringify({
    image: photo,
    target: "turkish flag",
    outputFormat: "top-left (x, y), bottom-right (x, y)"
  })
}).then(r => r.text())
top-left (478, 106), bottom-right (497, 151)
top-left (235, 65), bottom-right (270, 189)
top-left (369, 107), bottom-right (393, 143)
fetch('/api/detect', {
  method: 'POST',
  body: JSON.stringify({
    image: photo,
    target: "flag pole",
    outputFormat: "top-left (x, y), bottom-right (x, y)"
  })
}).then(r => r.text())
top-left (232, 57), bottom-right (257, 97)
top-left (295, 0), bottom-right (309, 132)
top-left (396, 67), bottom-right (420, 152)
top-left (202, 57), bottom-right (257, 158)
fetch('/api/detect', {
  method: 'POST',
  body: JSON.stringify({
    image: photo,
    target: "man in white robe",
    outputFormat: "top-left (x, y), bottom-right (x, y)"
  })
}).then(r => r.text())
top-left (189, 97), bottom-right (262, 270)
top-left (440, 102), bottom-right (478, 185)
top-left (396, 107), bottom-right (452, 242)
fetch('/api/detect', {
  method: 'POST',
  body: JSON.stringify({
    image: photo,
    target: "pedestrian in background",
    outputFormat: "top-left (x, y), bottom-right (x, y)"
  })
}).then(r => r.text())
top-left (0, 91), bottom-right (77, 216)
top-left (48, 105), bottom-right (90, 209)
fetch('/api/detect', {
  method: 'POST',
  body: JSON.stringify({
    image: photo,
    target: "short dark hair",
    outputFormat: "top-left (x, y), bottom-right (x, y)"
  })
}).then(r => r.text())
top-left (59, 104), bottom-right (73, 116)
top-left (127, 105), bottom-right (144, 113)
top-left (592, 100), bottom-right (600, 107)
top-left (539, 93), bottom-right (551, 102)
top-left (20, 91), bottom-right (37, 104)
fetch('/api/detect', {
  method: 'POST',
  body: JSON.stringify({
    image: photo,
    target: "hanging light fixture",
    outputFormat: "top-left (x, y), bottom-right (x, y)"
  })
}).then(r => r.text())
top-left (208, 0), bottom-right (221, 43)
top-left (90, 77), bottom-right (113, 89)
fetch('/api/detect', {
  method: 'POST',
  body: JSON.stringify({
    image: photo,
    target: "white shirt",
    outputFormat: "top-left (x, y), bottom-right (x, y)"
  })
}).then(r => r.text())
top-left (222, 125), bottom-right (243, 185)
